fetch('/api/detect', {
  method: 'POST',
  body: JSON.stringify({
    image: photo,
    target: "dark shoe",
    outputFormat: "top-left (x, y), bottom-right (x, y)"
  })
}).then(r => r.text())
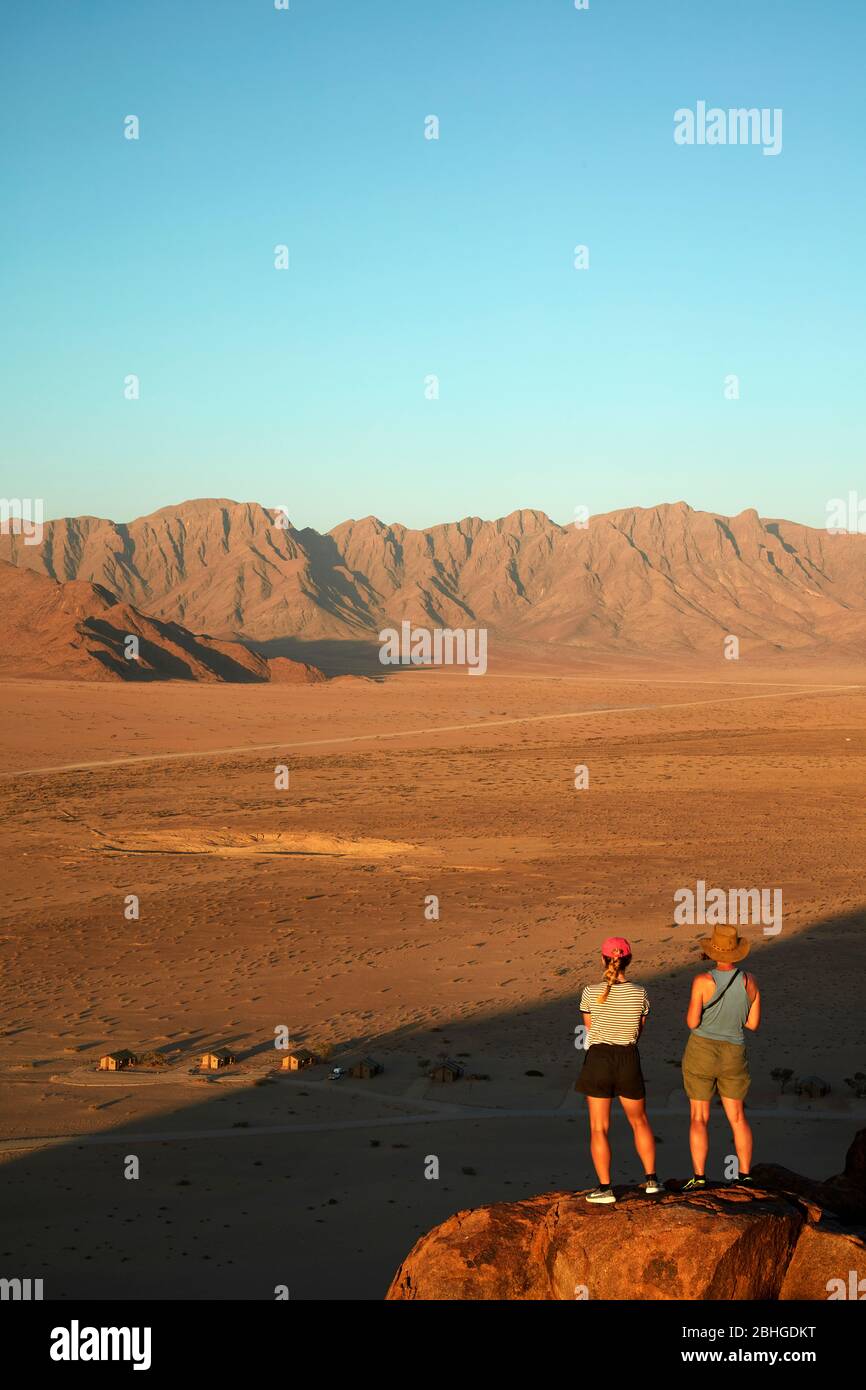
top-left (682, 1176), bottom-right (707, 1191)
top-left (641, 1174), bottom-right (661, 1195)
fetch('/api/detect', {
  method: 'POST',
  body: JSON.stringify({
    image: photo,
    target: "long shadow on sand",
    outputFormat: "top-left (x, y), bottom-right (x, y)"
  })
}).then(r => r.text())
top-left (1, 904), bottom-right (864, 1300)
top-left (247, 636), bottom-right (432, 678)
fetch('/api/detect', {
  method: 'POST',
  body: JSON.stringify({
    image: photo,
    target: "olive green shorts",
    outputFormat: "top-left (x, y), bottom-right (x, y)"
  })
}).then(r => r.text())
top-left (682, 1032), bottom-right (750, 1101)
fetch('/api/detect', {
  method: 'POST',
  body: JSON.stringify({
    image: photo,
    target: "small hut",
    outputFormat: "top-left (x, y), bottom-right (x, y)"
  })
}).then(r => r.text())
top-left (98, 1049), bottom-right (137, 1072)
top-left (429, 1058), bottom-right (463, 1083)
top-left (201, 1048), bottom-right (236, 1071)
top-left (795, 1075), bottom-right (831, 1099)
top-left (282, 1049), bottom-right (318, 1072)
top-left (350, 1056), bottom-right (383, 1080)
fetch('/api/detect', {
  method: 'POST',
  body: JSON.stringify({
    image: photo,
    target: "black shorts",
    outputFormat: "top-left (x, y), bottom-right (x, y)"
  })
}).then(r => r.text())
top-left (574, 1042), bottom-right (645, 1100)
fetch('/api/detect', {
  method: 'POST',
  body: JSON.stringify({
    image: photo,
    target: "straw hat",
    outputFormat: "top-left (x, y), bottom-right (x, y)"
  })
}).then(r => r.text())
top-left (698, 924), bottom-right (750, 962)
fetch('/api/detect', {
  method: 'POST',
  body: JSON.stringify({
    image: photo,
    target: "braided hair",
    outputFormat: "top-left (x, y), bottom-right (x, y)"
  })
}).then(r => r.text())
top-left (598, 949), bottom-right (632, 1004)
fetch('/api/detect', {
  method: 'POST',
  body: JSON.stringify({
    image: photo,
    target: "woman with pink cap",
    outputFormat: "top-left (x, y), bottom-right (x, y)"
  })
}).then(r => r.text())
top-left (575, 936), bottom-right (659, 1203)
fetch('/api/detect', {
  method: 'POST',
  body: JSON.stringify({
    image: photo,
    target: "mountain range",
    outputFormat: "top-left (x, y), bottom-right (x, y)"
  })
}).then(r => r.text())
top-left (2, 498), bottom-right (866, 665)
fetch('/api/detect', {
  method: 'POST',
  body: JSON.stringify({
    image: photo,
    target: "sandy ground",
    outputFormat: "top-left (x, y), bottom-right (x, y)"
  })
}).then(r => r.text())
top-left (1, 660), bottom-right (865, 1299)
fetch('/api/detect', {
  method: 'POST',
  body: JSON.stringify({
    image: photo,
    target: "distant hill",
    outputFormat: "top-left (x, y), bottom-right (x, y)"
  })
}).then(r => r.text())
top-left (0, 561), bottom-right (325, 683)
top-left (2, 497), bottom-right (866, 658)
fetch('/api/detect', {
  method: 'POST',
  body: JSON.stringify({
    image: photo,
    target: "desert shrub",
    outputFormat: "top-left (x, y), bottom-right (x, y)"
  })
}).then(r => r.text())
top-left (136, 1050), bottom-right (168, 1068)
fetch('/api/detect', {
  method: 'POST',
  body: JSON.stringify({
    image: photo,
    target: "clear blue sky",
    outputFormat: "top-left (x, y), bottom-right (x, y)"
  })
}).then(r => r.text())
top-left (1, 0), bottom-right (864, 532)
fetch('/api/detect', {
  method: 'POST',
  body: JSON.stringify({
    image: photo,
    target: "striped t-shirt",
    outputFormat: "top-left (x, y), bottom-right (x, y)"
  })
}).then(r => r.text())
top-left (579, 981), bottom-right (649, 1046)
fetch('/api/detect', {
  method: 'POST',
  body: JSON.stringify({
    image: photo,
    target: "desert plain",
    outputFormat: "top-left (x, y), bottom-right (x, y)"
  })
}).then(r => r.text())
top-left (1, 655), bottom-right (865, 1299)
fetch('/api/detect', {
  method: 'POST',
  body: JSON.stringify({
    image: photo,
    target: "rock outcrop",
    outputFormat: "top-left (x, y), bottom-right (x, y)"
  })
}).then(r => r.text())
top-left (752, 1127), bottom-right (866, 1225)
top-left (387, 1130), bottom-right (866, 1301)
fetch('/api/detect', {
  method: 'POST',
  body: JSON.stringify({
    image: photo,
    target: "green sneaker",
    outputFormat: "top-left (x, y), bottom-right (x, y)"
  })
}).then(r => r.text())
top-left (682, 1176), bottom-right (707, 1191)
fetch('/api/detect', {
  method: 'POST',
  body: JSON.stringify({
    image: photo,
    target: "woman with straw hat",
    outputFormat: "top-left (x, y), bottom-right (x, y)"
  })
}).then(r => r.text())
top-left (681, 924), bottom-right (761, 1190)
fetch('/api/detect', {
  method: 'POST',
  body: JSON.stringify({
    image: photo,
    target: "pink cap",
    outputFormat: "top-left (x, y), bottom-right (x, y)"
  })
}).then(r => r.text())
top-left (601, 936), bottom-right (632, 958)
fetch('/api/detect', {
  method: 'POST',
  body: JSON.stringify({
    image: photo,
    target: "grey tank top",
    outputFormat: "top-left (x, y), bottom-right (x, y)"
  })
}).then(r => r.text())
top-left (693, 969), bottom-right (750, 1045)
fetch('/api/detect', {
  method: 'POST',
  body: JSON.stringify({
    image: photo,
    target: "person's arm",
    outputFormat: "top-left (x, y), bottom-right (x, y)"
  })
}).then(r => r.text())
top-left (685, 974), bottom-right (711, 1030)
top-left (744, 972), bottom-right (761, 1031)
top-left (638, 991), bottom-right (650, 1037)
top-left (578, 983), bottom-right (592, 1038)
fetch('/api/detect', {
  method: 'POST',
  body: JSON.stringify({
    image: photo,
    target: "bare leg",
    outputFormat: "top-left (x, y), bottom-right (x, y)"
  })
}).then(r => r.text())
top-left (587, 1096), bottom-right (613, 1185)
top-left (720, 1095), bottom-right (753, 1175)
top-left (619, 1096), bottom-right (656, 1174)
top-left (688, 1099), bottom-right (710, 1176)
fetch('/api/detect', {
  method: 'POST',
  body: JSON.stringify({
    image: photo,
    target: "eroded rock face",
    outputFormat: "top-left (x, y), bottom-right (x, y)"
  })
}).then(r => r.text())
top-left (779, 1222), bottom-right (866, 1300)
top-left (386, 1188), bottom-right (803, 1301)
top-left (753, 1127), bottom-right (866, 1225)
top-left (6, 497), bottom-right (866, 656)
top-left (0, 560), bottom-right (325, 683)
top-left (387, 1131), bottom-right (866, 1301)
top-left (844, 1129), bottom-right (866, 1190)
